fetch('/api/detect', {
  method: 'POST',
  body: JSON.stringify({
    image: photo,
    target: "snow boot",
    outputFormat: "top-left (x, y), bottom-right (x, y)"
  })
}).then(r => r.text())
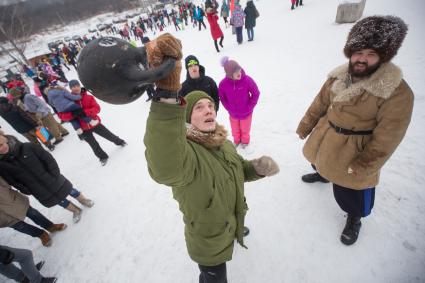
top-left (118, 141), bottom-right (127, 147)
top-left (77, 194), bottom-right (94, 208)
top-left (21, 261), bottom-right (46, 283)
top-left (41, 277), bottom-right (57, 283)
top-left (100, 157), bottom-right (108, 166)
top-left (65, 202), bottom-right (82, 223)
top-left (340, 215), bottom-right (362, 245)
top-left (243, 226), bottom-right (250, 237)
top-left (38, 231), bottom-right (52, 247)
top-left (36, 261), bottom-right (45, 271)
top-left (47, 223), bottom-right (67, 233)
top-left (301, 172), bottom-right (329, 183)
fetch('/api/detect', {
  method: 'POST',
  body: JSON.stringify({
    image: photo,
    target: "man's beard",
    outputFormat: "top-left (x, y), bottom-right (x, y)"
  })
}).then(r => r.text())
top-left (349, 60), bottom-right (381, 78)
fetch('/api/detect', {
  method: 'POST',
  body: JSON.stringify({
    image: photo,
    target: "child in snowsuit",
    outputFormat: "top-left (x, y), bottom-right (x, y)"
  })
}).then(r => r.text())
top-left (46, 80), bottom-right (98, 134)
top-left (218, 57), bottom-right (260, 147)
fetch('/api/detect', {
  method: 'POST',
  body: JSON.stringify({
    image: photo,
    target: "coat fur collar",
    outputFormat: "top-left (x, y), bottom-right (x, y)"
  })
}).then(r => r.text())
top-left (186, 123), bottom-right (228, 149)
top-left (328, 62), bottom-right (402, 102)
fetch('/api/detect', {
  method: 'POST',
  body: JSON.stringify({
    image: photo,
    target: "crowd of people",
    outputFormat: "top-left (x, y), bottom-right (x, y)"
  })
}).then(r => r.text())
top-left (96, 0), bottom-right (260, 52)
top-left (0, 1), bottom-right (415, 282)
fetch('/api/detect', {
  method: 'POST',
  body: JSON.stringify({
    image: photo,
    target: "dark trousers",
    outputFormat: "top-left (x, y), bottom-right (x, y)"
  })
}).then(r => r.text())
top-left (199, 19), bottom-right (207, 30)
top-left (0, 246), bottom-right (42, 283)
top-left (199, 263), bottom-right (227, 283)
top-left (214, 36), bottom-right (224, 52)
top-left (82, 124), bottom-right (124, 160)
top-left (333, 184), bottom-right (375, 217)
top-left (235, 26), bottom-right (243, 43)
top-left (10, 207), bottom-right (53, 237)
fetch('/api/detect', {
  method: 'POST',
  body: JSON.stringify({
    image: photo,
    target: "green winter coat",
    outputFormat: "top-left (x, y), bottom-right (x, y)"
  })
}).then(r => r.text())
top-left (144, 102), bottom-right (261, 266)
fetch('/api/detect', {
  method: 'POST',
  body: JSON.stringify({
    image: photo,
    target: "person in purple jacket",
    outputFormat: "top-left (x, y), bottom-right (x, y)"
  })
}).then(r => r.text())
top-left (218, 56), bottom-right (260, 148)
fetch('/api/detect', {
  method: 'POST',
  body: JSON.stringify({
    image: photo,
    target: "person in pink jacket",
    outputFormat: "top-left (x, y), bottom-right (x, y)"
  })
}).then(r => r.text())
top-left (218, 56), bottom-right (260, 148)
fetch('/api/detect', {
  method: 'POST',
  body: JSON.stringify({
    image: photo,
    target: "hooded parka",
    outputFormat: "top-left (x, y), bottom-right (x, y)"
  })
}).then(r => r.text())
top-left (144, 102), bottom-right (261, 266)
top-left (296, 62), bottom-right (414, 189)
top-left (180, 65), bottom-right (220, 111)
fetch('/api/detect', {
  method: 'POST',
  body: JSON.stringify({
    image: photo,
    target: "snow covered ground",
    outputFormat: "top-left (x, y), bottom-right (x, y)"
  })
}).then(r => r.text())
top-left (1, 0), bottom-right (424, 282)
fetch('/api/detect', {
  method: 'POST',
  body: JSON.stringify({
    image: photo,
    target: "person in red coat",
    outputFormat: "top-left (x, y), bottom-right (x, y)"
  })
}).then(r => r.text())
top-left (206, 8), bottom-right (224, 52)
top-left (58, 80), bottom-right (127, 166)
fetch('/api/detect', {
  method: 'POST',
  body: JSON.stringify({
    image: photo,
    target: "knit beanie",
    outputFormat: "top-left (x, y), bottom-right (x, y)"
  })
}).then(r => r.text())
top-left (185, 55), bottom-right (200, 69)
top-left (344, 16), bottom-right (408, 63)
top-left (220, 56), bottom-right (241, 79)
top-left (68, 79), bottom-right (80, 88)
top-left (185, 91), bottom-right (214, 123)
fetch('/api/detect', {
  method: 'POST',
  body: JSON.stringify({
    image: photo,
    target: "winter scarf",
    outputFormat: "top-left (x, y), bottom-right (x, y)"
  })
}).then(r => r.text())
top-left (186, 123), bottom-right (228, 149)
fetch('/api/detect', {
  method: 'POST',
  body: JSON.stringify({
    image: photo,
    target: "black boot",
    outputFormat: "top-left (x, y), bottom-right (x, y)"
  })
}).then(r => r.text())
top-left (214, 40), bottom-right (220, 53)
top-left (340, 215), bottom-right (362, 245)
top-left (243, 226), bottom-right (250, 237)
top-left (41, 277), bottom-right (57, 283)
top-left (301, 172), bottom-right (329, 183)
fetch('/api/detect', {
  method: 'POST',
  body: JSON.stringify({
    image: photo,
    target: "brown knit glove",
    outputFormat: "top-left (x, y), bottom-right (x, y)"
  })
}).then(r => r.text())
top-left (147, 33), bottom-right (182, 92)
top-left (251, 156), bottom-right (280, 177)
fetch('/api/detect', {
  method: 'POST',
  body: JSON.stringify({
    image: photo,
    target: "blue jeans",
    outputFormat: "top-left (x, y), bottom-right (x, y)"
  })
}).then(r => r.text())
top-left (63, 103), bottom-right (92, 130)
top-left (10, 206), bottom-right (53, 237)
top-left (0, 246), bottom-right (42, 283)
top-left (58, 188), bottom-right (81, 208)
top-left (247, 28), bottom-right (254, 41)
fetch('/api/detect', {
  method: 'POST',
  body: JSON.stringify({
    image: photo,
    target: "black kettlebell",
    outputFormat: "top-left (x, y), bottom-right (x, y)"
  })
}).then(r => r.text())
top-left (76, 37), bottom-right (175, 104)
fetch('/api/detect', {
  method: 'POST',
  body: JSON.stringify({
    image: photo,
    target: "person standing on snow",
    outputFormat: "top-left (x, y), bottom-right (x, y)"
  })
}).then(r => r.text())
top-left (218, 57), bottom-right (260, 149)
top-left (0, 133), bottom-right (94, 223)
top-left (194, 6), bottom-right (207, 30)
top-left (0, 245), bottom-right (57, 282)
top-left (0, 175), bottom-right (67, 247)
top-left (0, 97), bottom-right (55, 151)
top-left (143, 33), bottom-right (279, 283)
top-left (244, 0), bottom-right (258, 41)
top-left (230, 3), bottom-right (245, 44)
top-left (9, 87), bottom-right (69, 145)
top-left (206, 7), bottom-right (224, 52)
top-left (296, 16), bottom-right (413, 245)
top-left (180, 55), bottom-right (220, 111)
top-left (220, 0), bottom-right (230, 28)
top-left (62, 80), bottom-right (127, 166)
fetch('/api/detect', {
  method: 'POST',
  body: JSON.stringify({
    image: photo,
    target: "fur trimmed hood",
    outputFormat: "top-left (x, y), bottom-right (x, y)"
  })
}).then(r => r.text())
top-left (186, 123), bottom-right (228, 149)
top-left (328, 62), bottom-right (403, 102)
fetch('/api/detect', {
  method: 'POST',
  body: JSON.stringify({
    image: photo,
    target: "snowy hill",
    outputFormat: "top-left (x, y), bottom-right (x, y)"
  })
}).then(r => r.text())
top-left (1, 0), bottom-right (424, 282)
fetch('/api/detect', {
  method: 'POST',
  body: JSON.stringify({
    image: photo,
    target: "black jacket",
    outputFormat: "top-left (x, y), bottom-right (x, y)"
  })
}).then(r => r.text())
top-left (0, 140), bottom-right (72, 208)
top-left (179, 65), bottom-right (220, 111)
top-left (244, 2), bottom-right (257, 29)
top-left (0, 102), bottom-right (38, 134)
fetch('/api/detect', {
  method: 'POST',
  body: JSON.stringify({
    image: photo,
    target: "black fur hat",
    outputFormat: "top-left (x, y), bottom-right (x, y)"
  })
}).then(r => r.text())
top-left (344, 16), bottom-right (408, 62)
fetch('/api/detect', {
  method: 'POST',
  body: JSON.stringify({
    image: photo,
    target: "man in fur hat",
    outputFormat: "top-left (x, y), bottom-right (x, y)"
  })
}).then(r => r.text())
top-left (143, 32), bottom-right (279, 283)
top-left (296, 16), bottom-right (414, 245)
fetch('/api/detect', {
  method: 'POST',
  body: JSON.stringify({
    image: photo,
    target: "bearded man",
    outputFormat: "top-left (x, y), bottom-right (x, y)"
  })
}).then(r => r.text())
top-left (296, 16), bottom-right (414, 245)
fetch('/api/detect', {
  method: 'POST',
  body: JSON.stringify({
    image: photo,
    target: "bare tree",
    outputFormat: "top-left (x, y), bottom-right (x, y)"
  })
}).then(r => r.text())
top-left (0, 4), bottom-right (32, 66)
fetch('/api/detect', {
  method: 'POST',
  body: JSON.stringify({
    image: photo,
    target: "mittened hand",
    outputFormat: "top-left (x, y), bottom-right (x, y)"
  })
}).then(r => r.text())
top-left (251, 156), bottom-right (280, 177)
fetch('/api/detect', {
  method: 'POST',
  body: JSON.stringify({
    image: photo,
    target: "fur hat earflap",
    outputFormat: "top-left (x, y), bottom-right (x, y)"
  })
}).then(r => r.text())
top-left (344, 16), bottom-right (408, 63)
